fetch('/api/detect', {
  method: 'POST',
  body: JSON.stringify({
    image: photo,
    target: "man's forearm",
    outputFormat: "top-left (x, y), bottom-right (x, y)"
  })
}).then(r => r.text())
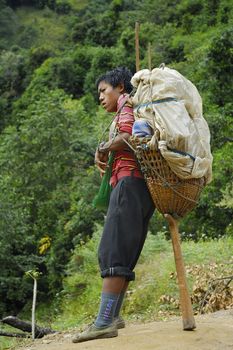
top-left (98, 133), bottom-right (131, 153)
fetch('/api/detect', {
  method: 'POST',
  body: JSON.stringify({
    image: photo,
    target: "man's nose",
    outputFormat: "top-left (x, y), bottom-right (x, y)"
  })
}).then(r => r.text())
top-left (99, 93), bottom-right (104, 102)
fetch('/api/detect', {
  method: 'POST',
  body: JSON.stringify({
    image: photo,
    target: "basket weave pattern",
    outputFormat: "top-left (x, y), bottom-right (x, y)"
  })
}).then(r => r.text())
top-left (130, 136), bottom-right (205, 218)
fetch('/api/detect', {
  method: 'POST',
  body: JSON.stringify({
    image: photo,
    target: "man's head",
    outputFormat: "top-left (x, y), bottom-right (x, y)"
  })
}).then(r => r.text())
top-left (96, 67), bottom-right (133, 112)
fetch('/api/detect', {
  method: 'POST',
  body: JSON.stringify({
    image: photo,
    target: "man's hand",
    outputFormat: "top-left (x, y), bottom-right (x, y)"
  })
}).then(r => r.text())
top-left (94, 149), bottom-right (109, 176)
top-left (94, 132), bottom-right (131, 176)
top-left (98, 140), bottom-right (111, 153)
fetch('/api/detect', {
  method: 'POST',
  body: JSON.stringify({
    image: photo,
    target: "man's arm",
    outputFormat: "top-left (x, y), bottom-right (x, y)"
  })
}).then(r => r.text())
top-left (95, 132), bottom-right (131, 175)
top-left (98, 132), bottom-right (131, 153)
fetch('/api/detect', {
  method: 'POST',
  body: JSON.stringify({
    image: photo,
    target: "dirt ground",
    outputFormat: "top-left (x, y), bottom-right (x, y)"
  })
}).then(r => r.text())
top-left (17, 309), bottom-right (233, 350)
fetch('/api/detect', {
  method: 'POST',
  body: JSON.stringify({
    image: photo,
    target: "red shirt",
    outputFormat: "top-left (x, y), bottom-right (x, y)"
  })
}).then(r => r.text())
top-left (110, 94), bottom-right (143, 187)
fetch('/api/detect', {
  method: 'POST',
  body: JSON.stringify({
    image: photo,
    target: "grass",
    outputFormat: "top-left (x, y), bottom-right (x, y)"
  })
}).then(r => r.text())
top-left (0, 326), bottom-right (30, 350)
top-left (128, 234), bottom-right (233, 321)
top-left (53, 226), bottom-right (233, 328)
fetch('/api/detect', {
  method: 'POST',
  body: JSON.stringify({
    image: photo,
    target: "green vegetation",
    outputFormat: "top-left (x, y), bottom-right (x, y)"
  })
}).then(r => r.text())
top-left (0, 1), bottom-right (232, 348)
top-left (56, 229), bottom-right (233, 329)
top-left (15, 7), bottom-right (68, 49)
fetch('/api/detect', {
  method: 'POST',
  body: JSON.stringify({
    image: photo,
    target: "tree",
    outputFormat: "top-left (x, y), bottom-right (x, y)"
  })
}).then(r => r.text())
top-left (204, 28), bottom-right (233, 106)
top-left (0, 50), bottom-right (29, 130)
top-left (0, 2), bottom-right (19, 49)
top-left (0, 89), bottom-right (100, 313)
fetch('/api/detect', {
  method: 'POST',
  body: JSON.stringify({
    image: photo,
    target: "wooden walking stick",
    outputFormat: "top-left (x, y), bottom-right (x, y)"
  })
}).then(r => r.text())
top-left (135, 21), bottom-right (140, 72)
top-left (148, 42), bottom-right (152, 71)
top-left (165, 214), bottom-right (196, 330)
top-left (132, 22), bottom-right (196, 331)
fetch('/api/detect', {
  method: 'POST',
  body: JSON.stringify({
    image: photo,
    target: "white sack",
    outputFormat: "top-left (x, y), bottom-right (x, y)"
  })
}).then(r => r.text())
top-left (131, 66), bottom-right (213, 183)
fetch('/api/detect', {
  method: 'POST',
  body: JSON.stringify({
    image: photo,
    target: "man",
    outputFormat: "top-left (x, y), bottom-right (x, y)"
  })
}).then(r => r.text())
top-left (72, 67), bottom-right (154, 343)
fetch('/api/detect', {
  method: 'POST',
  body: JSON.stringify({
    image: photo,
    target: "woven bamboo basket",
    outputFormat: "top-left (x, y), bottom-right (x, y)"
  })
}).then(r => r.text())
top-left (129, 136), bottom-right (205, 218)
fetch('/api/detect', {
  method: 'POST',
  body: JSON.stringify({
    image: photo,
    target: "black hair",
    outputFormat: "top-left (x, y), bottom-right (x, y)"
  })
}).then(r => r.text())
top-left (96, 67), bottom-right (133, 94)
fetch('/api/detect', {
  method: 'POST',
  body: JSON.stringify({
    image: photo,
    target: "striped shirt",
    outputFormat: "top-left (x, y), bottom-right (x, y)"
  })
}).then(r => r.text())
top-left (110, 94), bottom-right (143, 187)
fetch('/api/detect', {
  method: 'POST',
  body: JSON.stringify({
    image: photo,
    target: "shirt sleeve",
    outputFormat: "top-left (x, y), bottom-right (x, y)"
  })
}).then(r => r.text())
top-left (117, 101), bottom-right (135, 135)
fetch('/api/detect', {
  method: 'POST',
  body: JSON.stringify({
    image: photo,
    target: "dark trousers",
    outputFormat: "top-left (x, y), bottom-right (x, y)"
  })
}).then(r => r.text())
top-left (98, 176), bottom-right (155, 281)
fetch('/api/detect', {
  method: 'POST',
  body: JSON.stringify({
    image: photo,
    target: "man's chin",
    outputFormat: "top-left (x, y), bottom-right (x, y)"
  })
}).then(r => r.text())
top-left (107, 107), bottom-right (117, 113)
top-left (106, 107), bottom-right (113, 112)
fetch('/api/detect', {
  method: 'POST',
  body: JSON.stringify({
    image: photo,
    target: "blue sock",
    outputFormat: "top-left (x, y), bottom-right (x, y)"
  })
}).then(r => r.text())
top-left (114, 290), bottom-right (126, 318)
top-left (94, 292), bottom-right (119, 328)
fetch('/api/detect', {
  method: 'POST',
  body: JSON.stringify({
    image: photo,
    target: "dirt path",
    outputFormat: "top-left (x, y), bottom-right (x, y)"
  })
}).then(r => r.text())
top-left (17, 310), bottom-right (233, 350)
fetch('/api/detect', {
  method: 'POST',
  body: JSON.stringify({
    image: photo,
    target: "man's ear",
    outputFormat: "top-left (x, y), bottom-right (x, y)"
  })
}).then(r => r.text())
top-left (117, 83), bottom-right (125, 94)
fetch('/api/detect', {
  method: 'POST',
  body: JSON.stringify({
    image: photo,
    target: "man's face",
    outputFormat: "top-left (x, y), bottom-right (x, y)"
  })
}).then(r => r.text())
top-left (98, 81), bottom-right (123, 112)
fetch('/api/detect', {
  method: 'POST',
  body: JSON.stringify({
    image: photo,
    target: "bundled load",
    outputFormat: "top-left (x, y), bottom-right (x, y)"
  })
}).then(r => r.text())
top-left (129, 65), bottom-right (213, 217)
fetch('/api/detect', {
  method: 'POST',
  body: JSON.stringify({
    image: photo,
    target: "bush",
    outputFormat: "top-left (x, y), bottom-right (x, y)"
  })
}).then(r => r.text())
top-left (55, 0), bottom-right (71, 14)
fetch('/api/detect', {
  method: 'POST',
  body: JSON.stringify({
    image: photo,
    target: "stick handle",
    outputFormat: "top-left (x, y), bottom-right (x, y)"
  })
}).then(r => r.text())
top-left (135, 22), bottom-right (140, 72)
top-left (165, 214), bottom-right (196, 330)
top-left (148, 42), bottom-right (152, 70)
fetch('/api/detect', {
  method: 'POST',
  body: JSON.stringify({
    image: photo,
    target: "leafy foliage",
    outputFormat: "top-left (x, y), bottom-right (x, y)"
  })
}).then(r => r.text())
top-left (0, 89), bottom-right (101, 314)
top-left (204, 28), bottom-right (233, 106)
top-left (0, 50), bottom-right (29, 130)
top-left (0, 2), bottom-right (20, 49)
